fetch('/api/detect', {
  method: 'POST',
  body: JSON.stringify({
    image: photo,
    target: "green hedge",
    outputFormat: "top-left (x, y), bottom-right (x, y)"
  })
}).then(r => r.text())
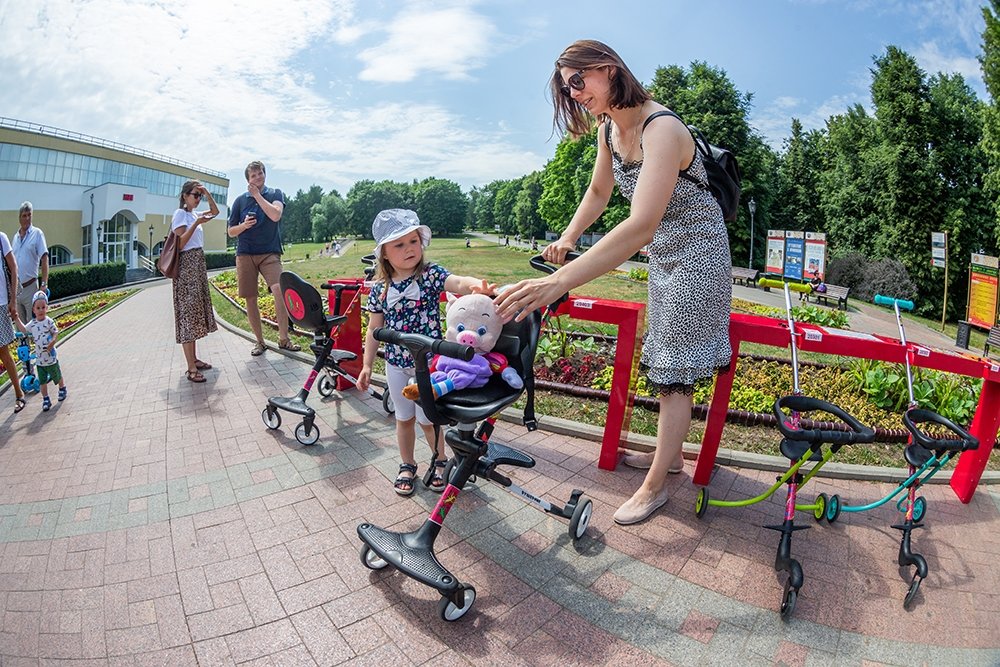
top-left (49, 262), bottom-right (125, 300)
top-left (205, 252), bottom-right (237, 270)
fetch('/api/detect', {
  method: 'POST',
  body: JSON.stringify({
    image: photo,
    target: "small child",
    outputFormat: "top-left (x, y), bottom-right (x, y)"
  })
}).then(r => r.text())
top-left (14, 290), bottom-right (67, 412)
top-left (356, 209), bottom-right (493, 496)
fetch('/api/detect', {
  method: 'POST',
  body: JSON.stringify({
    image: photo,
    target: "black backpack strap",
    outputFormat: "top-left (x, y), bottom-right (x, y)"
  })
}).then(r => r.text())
top-left (641, 110), bottom-right (682, 131)
top-left (604, 119), bottom-right (612, 150)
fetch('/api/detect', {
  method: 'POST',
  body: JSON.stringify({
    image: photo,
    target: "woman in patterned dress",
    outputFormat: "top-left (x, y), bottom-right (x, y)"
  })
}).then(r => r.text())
top-left (496, 40), bottom-right (732, 525)
top-left (171, 180), bottom-right (219, 383)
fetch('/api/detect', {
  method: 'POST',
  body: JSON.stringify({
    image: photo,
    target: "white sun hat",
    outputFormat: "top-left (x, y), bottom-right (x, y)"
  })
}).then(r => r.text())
top-left (372, 209), bottom-right (431, 257)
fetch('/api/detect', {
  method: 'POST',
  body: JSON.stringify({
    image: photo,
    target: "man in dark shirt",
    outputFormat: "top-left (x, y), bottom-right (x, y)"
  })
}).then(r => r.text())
top-left (227, 161), bottom-right (300, 355)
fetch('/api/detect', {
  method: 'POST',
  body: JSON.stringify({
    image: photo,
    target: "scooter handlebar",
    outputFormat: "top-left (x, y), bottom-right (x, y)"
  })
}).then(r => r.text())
top-left (902, 408), bottom-right (979, 453)
top-left (372, 328), bottom-right (475, 362)
top-left (773, 395), bottom-right (877, 445)
top-left (757, 277), bottom-right (784, 290)
top-left (874, 294), bottom-right (914, 311)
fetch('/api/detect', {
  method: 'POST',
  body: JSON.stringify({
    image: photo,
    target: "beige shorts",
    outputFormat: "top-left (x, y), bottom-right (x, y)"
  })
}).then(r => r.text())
top-left (236, 253), bottom-right (282, 298)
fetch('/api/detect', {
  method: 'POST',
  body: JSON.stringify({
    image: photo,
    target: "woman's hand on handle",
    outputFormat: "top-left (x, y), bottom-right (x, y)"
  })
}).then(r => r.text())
top-left (541, 237), bottom-right (576, 265)
top-left (494, 275), bottom-right (567, 323)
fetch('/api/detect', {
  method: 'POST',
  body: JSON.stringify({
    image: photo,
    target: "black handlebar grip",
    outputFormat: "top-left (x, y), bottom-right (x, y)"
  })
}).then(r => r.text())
top-left (903, 408), bottom-right (979, 453)
top-left (529, 251), bottom-right (582, 275)
top-left (430, 338), bottom-right (475, 361)
top-left (371, 328), bottom-right (475, 362)
top-left (774, 395), bottom-right (876, 445)
top-left (321, 283), bottom-right (362, 294)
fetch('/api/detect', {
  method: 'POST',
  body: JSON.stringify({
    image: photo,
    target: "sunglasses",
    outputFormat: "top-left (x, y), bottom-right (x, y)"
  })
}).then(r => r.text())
top-left (559, 70), bottom-right (588, 98)
top-left (188, 191), bottom-right (202, 199)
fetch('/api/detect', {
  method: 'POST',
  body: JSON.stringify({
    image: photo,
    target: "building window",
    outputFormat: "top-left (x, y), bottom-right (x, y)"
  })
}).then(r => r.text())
top-left (49, 245), bottom-right (72, 266)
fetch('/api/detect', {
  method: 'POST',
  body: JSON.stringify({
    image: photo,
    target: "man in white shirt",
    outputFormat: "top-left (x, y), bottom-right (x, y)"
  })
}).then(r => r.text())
top-left (12, 202), bottom-right (49, 324)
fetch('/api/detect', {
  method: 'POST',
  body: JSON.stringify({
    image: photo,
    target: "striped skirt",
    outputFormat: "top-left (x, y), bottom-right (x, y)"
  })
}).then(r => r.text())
top-left (172, 248), bottom-right (218, 344)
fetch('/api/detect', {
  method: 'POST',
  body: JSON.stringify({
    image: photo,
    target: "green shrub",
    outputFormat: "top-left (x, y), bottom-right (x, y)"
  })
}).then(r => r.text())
top-left (204, 252), bottom-right (237, 270)
top-left (826, 251), bottom-right (867, 290)
top-left (791, 304), bottom-right (850, 329)
top-left (627, 267), bottom-right (649, 282)
top-left (49, 262), bottom-right (125, 300)
top-left (857, 258), bottom-right (917, 303)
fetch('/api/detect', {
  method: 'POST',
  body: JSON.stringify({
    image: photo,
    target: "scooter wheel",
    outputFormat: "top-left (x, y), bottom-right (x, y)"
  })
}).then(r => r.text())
top-left (911, 496), bottom-right (927, 523)
top-left (780, 582), bottom-right (798, 619)
top-left (695, 488), bottom-right (709, 519)
top-left (382, 390), bottom-right (394, 416)
top-left (20, 376), bottom-right (31, 392)
top-left (295, 422), bottom-right (320, 446)
top-left (813, 493), bottom-right (828, 522)
top-left (317, 374), bottom-right (335, 397)
top-left (438, 585), bottom-right (476, 622)
top-left (825, 494), bottom-right (842, 523)
top-left (261, 407), bottom-right (281, 430)
top-left (569, 498), bottom-right (593, 542)
top-left (359, 545), bottom-right (389, 571)
top-left (904, 574), bottom-right (922, 609)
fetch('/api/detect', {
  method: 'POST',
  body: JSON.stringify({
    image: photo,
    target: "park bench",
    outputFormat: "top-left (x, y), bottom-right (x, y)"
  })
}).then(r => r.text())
top-left (804, 283), bottom-right (850, 310)
top-left (731, 266), bottom-right (759, 287)
top-left (985, 325), bottom-right (1000, 359)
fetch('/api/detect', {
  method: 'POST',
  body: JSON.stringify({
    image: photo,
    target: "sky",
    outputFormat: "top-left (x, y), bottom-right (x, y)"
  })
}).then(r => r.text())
top-left (0, 0), bottom-right (988, 204)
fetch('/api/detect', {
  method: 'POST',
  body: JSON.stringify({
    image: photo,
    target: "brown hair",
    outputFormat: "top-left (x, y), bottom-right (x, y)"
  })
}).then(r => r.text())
top-left (179, 180), bottom-right (201, 211)
top-left (244, 160), bottom-right (266, 181)
top-left (550, 40), bottom-right (651, 138)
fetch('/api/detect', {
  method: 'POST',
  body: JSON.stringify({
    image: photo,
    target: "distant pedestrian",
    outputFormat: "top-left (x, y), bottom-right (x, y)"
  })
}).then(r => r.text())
top-left (465, 236), bottom-right (471, 248)
top-left (505, 236), bottom-right (510, 247)
top-left (531, 239), bottom-right (539, 252)
top-left (333, 241), bottom-right (342, 257)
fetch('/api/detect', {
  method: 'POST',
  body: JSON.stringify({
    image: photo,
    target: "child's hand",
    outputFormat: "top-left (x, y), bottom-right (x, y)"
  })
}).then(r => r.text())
top-left (356, 367), bottom-right (371, 392)
top-left (471, 279), bottom-right (497, 296)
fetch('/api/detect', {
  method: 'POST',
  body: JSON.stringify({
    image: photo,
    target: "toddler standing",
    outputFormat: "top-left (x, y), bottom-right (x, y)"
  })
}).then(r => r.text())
top-left (14, 290), bottom-right (67, 412)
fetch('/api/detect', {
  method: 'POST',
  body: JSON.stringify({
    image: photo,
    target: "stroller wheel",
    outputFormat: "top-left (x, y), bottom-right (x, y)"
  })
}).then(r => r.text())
top-left (813, 493), bottom-right (827, 522)
top-left (569, 497), bottom-right (593, 542)
top-left (695, 488), bottom-right (709, 519)
top-left (317, 373), bottom-right (336, 397)
top-left (438, 585), bottom-right (476, 622)
top-left (780, 580), bottom-right (798, 619)
top-left (825, 494), bottom-right (842, 523)
top-left (359, 545), bottom-right (389, 571)
top-left (295, 422), bottom-right (320, 446)
top-left (911, 496), bottom-right (927, 523)
top-left (261, 407), bottom-right (281, 430)
top-left (382, 390), bottom-right (394, 415)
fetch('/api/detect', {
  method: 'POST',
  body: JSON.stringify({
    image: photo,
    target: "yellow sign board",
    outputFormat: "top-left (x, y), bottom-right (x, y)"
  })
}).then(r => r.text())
top-left (967, 254), bottom-right (999, 330)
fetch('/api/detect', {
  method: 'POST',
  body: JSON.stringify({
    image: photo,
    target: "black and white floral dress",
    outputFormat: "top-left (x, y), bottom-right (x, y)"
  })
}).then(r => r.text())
top-left (608, 116), bottom-right (732, 394)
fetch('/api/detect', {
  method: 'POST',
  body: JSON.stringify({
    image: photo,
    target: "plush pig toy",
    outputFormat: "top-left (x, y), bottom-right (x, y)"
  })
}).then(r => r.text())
top-left (402, 293), bottom-right (523, 400)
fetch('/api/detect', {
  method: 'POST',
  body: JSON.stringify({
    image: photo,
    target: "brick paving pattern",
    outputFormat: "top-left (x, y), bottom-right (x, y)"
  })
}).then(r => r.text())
top-left (0, 283), bottom-right (997, 665)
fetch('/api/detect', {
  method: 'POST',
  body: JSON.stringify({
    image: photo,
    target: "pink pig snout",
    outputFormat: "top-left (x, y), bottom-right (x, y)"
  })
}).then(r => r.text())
top-left (455, 330), bottom-right (480, 347)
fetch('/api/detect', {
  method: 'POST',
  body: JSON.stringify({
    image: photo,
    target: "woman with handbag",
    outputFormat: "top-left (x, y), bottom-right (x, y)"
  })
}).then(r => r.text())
top-left (171, 180), bottom-right (219, 383)
top-left (495, 40), bottom-right (732, 525)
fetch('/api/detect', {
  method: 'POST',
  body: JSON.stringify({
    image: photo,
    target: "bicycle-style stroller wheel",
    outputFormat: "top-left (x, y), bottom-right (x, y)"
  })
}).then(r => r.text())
top-left (438, 585), bottom-right (476, 622)
top-left (382, 390), bottom-right (394, 415)
top-left (359, 545), bottom-right (389, 570)
top-left (911, 496), bottom-right (927, 523)
top-left (813, 493), bottom-right (827, 522)
top-left (317, 373), bottom-right (336, 397)
top-left (261, 407), bottom-right (281, 430)
top-left (695, 487), bottom-right (709, 519)
top-left (569, 497), bottom-right (593, 541)
top-left (825, 494), bottom-right (842, 523)
top-left (780, 580), bottom-right (798, 618)
top-left (295, 422), bottom-right (320, 446)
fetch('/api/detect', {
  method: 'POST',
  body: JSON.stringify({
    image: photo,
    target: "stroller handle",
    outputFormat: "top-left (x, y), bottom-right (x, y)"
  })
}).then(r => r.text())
top-left (902, 408), bottom-right (979, 453)
top-left (874, 294), bottom-right (914, 311)
top-left (525, 251), bottom-right (581, 313)
top-left (773, 395), bottom-right (876, 445)
top-left (372, 328), bottom-right (475, 363)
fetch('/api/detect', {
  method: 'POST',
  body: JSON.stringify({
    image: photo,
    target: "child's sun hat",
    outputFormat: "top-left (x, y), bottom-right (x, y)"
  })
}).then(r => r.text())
top-left (372, 209), bottom-right (431, 257)
top-left (32, 290), bottom-right (48, 306)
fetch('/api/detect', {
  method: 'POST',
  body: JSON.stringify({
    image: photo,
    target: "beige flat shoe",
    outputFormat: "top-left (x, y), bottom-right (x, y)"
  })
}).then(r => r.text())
top-left (613, 487), bottom-right (670, 525)
top-left (621, 452), bottom-right (684, 474)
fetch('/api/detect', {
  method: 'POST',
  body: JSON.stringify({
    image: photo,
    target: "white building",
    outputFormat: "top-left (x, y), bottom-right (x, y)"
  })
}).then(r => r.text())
top-left (0, 117), bottom-right (229, 270)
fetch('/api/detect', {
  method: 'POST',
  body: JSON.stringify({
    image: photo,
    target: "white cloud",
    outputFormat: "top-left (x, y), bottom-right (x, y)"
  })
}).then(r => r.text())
top-left (752, 92), bottom-right (868, 151)
top-left (0, 0), bottom-right (541, 196)
top-left (913, 40), bottom-right (985, 94)
top-left (356, 3), bottom-right (497, 82)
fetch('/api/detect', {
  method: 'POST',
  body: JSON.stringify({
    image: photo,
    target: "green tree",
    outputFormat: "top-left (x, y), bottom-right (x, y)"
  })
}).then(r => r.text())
top-left (774, 119), bottom-right (824, 232)
top-left (981, 0), bottom-right (1000, 248)
top-left (470, 180), bottom-right (502, 232)
top-left (493, 177), bottom-right (523, 234)
top-left (345, 180), bottom-right (412, 239)
top-left (513, 171), bottom-right (546, 240)
top-left (412, 177), bottom-right (468, 237)
top-left (282, 185), bottom-right (323, 242)
top-left (310, 190), bottom-right (347, 242)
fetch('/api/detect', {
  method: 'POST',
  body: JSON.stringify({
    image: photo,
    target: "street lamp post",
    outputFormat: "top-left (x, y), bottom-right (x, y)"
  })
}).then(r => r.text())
top-left (148, 225), bottom-right (154, 257)
top-left (747, 198), bottom-right (757, 269)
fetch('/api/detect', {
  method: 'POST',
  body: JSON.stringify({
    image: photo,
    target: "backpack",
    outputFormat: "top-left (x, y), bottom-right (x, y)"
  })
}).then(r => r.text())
top-left (634, 110), bottom-right (742, 222)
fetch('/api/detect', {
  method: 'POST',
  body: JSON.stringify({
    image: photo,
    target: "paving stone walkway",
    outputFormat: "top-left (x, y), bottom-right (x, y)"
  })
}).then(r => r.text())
top-left (0, 282), bottom-right (998, 666)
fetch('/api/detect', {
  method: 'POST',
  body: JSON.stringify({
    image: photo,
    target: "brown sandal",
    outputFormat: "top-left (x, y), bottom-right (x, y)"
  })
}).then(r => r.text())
top-left (195, 360), bottom-right (212, 370)
top-left (185, 370), bottom-right (206, 383)
top-left (13, 397), bottom-right (26, 413)
top-left (278, 339), bottom-right (302, 352)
